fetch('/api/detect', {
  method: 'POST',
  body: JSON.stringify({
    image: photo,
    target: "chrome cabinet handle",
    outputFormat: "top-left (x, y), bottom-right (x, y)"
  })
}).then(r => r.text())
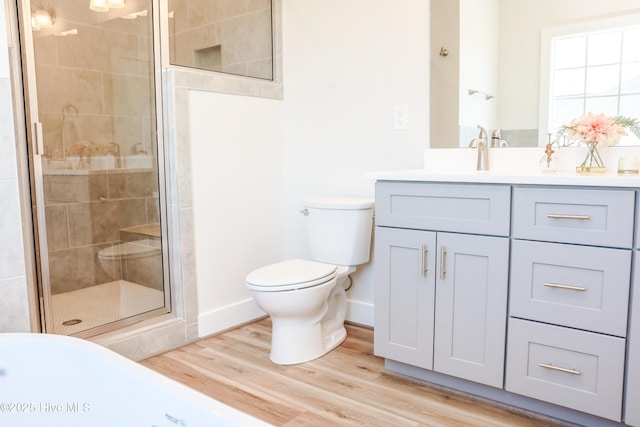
top-left (539, 363), bottom-right (581, 376)
top-left (543, 282), bottom-right (586, 292)
top-left (547, 214), bottom-right (591, 220)
top-left (421, 245), bottom-right (429, 277)
top-left (439, 246), bottom-right (447, 280)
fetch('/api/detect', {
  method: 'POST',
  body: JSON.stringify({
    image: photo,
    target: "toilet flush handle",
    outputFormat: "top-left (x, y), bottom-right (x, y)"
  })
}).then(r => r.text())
top-left (299, 208), bottom-right (309, 216)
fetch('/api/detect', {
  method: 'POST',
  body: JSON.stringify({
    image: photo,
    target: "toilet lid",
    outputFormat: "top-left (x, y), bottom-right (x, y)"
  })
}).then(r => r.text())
top-left (246, 259), bottom-right (337, 292)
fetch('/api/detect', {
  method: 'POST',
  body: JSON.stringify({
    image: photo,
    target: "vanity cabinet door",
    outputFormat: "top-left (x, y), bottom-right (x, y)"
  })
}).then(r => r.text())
top-left (625, 254), bottom-right (640, 427)
top-left (373, 227), bottom-right (436, 369)
top-left (433, 232), bottom-right (509, 388)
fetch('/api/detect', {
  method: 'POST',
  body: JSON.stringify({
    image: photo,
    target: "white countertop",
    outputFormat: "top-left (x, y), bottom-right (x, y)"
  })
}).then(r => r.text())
top-left (367, 147), bottom-right (640, 188)
top-left (367, 168), bottom-right (640, 187)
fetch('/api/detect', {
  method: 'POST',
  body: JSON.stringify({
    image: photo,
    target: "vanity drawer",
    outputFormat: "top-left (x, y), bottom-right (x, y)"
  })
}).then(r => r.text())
top-left (506, 318), bottom-right (625, 422)
top-left (512, 187), bottom-right (634, 248)
top-left (510, 240), bottom-right (631, 336)
top-left (375, 182), bottom-right (510, 236)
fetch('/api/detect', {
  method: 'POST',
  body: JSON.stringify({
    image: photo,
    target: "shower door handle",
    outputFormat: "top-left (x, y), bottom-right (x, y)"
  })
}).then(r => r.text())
top-left (33, 122), bottom-right (44, 156)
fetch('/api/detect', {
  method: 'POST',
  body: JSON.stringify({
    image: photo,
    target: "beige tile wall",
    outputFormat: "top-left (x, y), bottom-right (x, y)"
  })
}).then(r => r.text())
top-left (33, 11), bottom-right (154, 160)
top-left (31, 5), bottom-right (161, 295)
top-left (168, 0), bottom-right (273, 80)
top-left (44, 170), bottom-right (158, 294)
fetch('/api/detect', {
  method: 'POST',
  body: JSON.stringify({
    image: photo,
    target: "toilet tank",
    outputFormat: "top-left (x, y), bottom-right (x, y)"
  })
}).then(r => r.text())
top-left (302, 197), bottom-right (374, 266)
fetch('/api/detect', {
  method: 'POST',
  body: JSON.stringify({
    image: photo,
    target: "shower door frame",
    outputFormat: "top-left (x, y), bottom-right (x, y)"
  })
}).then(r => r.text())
top-left (12, 0), bottom-right (173, 338)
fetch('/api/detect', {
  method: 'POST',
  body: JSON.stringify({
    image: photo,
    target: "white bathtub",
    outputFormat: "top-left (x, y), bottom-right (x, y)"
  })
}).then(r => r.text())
top-left (0, 333), bottom-right (272, 427)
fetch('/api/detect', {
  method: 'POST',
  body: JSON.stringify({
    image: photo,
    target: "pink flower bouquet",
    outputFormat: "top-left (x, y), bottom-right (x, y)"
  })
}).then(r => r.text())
top-left (563, 113), bottom-right (628, 146)
top-left (560, 113), bottom-right (640, 173)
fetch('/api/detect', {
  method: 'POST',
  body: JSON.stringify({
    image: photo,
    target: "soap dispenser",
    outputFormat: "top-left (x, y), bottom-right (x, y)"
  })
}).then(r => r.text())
top-left (539, 133), bottom-right (559, 172)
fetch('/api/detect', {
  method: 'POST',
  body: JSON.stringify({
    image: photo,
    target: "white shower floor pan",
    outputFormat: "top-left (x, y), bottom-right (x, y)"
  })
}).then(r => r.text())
top-left (51, 280), bottom-right (164, 335)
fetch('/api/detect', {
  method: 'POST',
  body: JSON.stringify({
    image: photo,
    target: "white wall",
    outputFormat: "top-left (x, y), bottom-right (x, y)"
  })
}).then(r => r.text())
top-left (430, 0), bottom-right (460, 149)
top-left (190, 90), bottom-right (284, 335)
top-left (459, 0), bottom-right (499, 130)
top-left (282, 0), bottom-right (430, 325)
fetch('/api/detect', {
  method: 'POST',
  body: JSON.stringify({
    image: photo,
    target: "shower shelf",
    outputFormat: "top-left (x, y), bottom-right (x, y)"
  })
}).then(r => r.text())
top-left (120, 223), bottom-right (161, 239)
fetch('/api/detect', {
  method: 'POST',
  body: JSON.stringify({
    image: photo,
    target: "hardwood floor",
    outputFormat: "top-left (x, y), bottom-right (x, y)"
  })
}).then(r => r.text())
top-left (141, 318), bottom-right (570, 426)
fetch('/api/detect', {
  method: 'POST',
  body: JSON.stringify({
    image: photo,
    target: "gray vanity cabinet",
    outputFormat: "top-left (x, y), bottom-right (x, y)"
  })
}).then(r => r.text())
top-left (374, 182), bottom-right (510, 388)
top-left (372, 177), bottom-right (640, 426)
top-left (626, 195), bottom-right (640, 427)
top-left (506, 186), bottom-right (634, 422)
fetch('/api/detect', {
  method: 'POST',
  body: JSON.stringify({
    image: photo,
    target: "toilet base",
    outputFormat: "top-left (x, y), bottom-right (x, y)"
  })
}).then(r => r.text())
top-left (269, 320), bottom-right (346, 365)
top-left (268, 284), bottom-right (348, 365)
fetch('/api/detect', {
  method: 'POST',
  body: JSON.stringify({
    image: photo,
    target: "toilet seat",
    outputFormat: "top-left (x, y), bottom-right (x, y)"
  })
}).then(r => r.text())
top-left (98, 240), bottom-right (161, 261)
top-left (246, 259), bottom-right (337, 292)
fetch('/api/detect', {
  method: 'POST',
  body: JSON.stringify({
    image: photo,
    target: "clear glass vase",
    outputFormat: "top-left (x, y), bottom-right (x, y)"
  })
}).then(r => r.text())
top-left (576, 141), bottom-right (607, 174)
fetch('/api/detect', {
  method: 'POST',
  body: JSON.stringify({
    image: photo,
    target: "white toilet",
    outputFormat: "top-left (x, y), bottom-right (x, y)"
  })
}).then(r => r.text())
top-left (98, 240), bottom-right (161, 285)
top-left (245, 197), bottom-right (374, 365)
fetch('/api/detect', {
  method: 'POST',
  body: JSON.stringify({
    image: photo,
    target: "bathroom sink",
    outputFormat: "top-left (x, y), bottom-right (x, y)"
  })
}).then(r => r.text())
top-left (90, 156), bottom-right (117, 170)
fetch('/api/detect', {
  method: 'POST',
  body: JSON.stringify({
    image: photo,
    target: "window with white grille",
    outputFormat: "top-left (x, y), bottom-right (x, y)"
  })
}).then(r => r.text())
top-left (539, 15), bottom-right (640, 145)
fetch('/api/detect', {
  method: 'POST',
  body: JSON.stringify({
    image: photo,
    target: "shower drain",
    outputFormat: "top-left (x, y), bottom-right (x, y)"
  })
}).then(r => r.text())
top-left (62, 319), bottom-right (82, 326)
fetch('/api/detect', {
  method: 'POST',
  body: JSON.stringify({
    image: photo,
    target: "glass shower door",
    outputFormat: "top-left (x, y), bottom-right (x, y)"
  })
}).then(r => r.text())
top-left (19, 0), bottom-right (169, 336)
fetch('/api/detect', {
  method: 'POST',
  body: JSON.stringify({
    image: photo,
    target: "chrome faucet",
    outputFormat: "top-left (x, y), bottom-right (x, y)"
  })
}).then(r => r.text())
top-left (469, 125), bottom-right (490, 171)
top-left (106, 142), bottom-right (122, 168)
top-left (132, 142), bottom-right (148, 155)
top-left (490, 128), bottom-right (501, 148)
top-left (490, 128), bottom-right (509, 148)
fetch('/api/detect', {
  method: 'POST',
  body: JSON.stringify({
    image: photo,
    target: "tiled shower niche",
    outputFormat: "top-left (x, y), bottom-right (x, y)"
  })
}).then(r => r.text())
top-left (168, 0), bottom-right (274, 80)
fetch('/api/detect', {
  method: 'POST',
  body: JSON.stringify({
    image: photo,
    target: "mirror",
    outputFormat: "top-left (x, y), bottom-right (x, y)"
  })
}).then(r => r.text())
top-left (430, 0), bottom-right (640, 148)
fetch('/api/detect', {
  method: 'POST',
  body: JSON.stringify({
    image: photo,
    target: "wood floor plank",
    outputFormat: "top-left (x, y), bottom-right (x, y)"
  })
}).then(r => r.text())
top-left (167, 344), bottom-right (419, 425)
top-left (144, 347), bottom-right (301, 425)
top-left (141, 318), bottom-right (572, 427)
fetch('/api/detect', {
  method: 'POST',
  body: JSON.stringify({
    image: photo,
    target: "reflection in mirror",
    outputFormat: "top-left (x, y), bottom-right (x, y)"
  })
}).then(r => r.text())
top-left (430, 0), bottom-right (640, 149)
top-left (168, 0), bottom-right (273, 80)
top-left (540, 14), bottom-right (640, 146)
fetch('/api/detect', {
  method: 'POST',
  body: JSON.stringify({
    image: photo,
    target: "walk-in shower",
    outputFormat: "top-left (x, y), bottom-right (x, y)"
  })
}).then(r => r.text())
top-left (17, 0), bottom-right (169, 337)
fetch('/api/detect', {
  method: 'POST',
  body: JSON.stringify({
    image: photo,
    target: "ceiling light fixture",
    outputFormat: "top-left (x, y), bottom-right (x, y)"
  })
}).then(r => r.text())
top-left (31, 15), bottom-right (41, 31)
top-left (90, 0), bottom-right (126, 12)
top-left (89, 0), bottom-right (109, 12)
top-left (33, 8), bottom-right (54, 28)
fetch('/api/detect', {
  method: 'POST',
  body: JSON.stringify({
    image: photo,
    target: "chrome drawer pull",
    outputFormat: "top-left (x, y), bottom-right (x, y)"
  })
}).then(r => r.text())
top-left (539, 363), bottom-right (581, 376)
top-left (543, 282), bottom-right (587, 292)
top-left (439, 246), bottom-right (447, 280)
top-left (547, 214), bottom-right (591, 220)
top-left (421, 245), bottom-right (429, 277)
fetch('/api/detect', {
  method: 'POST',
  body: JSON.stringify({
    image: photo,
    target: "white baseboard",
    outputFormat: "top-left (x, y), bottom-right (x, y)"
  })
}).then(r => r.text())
top-left (346, 299), bottom-right (374, 327)
top-left (197, 298), bottom-right (265, 338)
